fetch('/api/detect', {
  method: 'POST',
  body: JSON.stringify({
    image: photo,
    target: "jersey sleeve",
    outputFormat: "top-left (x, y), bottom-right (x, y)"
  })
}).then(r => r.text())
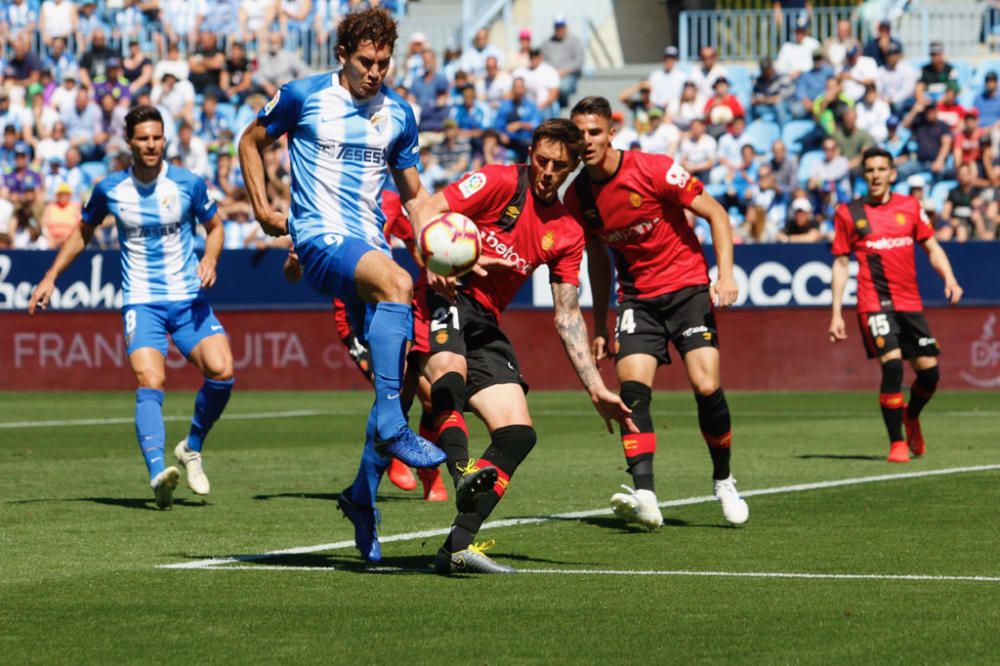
top-left (442, 165), bottom-right (513, 221)
top-left (831, 204), bottom-right (854, 256)
top-left (258, 81), bottom-right (303, 139)
top-left (80, 182), bottom-right (110, 226)
top-left (913, 196), bottom-right (935, 243)
top-left (190, 176), bottom-right (218, 224)
top-left (388, 101), bottom-right (420, 171)
top-left (547, 223), bottom-right (585, 287)
top-left (652, 154), bottom-right (704, 207)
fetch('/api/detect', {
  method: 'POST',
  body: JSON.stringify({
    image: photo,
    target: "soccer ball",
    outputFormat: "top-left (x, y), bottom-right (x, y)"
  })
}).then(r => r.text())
top-left (418, 212), bottom-right (482, 277)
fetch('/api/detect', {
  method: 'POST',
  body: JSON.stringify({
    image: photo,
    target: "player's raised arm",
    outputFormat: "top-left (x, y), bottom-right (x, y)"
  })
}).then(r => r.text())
top-left (687, 190), bottom-right (739, 307)
top-left (586, 235), bottom-right (613, 361)
top-left (28, 221), bottom-right (96, 315)
top-left (239, 120), bottom-right (287, 236)
top-left (552, 281), bottom-right (637, 434)
top-left (921, 236), bottom-right (963, 305)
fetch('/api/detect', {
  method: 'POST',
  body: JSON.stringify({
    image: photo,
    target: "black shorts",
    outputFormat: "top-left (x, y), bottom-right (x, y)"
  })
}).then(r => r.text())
top-left (857, 311), bottom-right (941, 359)
top-left (423, 291), bottom-right (529, 400)
top-left (615, 285), bottom-right (718, 366)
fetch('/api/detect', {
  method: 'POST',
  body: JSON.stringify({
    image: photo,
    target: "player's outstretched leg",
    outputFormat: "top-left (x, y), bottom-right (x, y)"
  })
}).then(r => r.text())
top-left (905, 364), bottom-right (938, 457)
top-left (176, 377), bottom-right (234, 496)
top-left (609, 381), bottom-right (663, 531)
top-left (136, 387), bottom-right (178, 509)
top-left (697, 388), bottom-right (749, 525)
top-left (879, 358), bottom-right (909, 462)
top-left (369, 302), bottom-right (445, 467)
top-left (429, 372), bottom-right (473, 484)
top-left (339, 408), bottom-right (389, 562)
top-left (435, 425), bottom-right (535, 575)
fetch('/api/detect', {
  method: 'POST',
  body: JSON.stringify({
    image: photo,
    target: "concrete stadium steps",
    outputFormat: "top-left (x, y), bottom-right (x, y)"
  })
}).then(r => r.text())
top-left (397, 0), bottom-right (463, 56)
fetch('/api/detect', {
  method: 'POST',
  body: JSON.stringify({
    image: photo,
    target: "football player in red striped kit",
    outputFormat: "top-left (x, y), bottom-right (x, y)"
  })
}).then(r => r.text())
top-left (829, 147), bottom-right (963, 462)
top-left (564, 96), bottom-right (748, 530)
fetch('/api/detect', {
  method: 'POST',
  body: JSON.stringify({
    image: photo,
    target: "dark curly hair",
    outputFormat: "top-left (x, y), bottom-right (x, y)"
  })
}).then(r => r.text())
top-left (532, 118), bottom-right (585, 164)
top-left (336, 8), bottom-right (398, 58)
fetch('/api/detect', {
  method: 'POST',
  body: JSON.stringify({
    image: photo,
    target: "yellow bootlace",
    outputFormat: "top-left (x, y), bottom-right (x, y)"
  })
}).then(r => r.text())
top-left (467, 539), bottom-right (496, 555)
top-left (456, 460), bottom-right (481, 476)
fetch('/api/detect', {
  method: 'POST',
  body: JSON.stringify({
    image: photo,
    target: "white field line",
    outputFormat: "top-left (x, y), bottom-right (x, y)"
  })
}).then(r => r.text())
top-left (158, 463), bottom-right (1000, 571)
top-left (5, 408), bottom-right (998, 430)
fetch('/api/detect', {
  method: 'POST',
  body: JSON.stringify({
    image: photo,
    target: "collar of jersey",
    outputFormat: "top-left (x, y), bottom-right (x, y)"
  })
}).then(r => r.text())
top-left (128, 162), bottom-right (167, 188)
top-left (330, 70), bottom-right (384, 109)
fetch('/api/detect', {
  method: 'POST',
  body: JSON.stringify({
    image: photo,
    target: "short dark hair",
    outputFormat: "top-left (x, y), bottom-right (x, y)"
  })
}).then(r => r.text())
top-left (570, 95), bottom-right (613, 121)
top-left (532, 118), bottom-right (585, 163)
top-left (125, 104), bottom-right (164, 139)
top-left (337, 7), bottom-right (398, 58)
top-left (861, 146), bottom-right (894, 169)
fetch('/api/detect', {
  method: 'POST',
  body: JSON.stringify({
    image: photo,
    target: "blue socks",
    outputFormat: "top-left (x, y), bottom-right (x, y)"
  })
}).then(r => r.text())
top-left (187, 378), bottom-right (234, 452)
top-left (135, 388), bottom-right (165, 480)
top-left (366, 301), bottom-right (412, 439)
top-left (347, 407), bottom-right (391, 508)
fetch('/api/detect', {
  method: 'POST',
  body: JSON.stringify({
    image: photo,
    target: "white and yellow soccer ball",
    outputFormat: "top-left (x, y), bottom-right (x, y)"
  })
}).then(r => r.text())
top-left (418, 212), bottom-right (482, 278)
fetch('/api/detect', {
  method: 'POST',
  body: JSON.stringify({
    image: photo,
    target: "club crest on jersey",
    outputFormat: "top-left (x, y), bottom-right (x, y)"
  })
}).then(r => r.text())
top-left (160, 194), bottom-right (175, 209)
top-left (583, 208), bottom-right (598, 221)
top-left (370, 112), bottom-right (384, 129)
top-left (856, 218), bottom-right (868, 229)
top-left (895, 213), bottom-right (906, 225)
top-left (458, 172), bottom-right (487, 198)
top-left (629, 192), bottom-right (642, 208)
top-left (264, 90), bottom-right (280, 116)
top-left (435, 330), bottom-right (449, 344)
top-left (541, 231), bottom-right (555, 251)
top-left (876, 335), bottom-right (885, 348)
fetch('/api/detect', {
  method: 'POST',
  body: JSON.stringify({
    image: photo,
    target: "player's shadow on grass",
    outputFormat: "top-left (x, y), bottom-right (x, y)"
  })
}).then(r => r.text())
top-left (797, 454), bottom-right (887, 461)
top-left (251, 491), bottom-right (423, 503)
top-left (8, 497), bottom-right (207, 510)
top-left (573, 515), bottom-right (733, 532)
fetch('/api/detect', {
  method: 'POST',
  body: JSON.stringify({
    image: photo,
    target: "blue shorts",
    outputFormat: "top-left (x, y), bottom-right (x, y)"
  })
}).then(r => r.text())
top-left (296, 234), bottom-right (380, 343)
top-left (122, 297), bottom-right (226, 357)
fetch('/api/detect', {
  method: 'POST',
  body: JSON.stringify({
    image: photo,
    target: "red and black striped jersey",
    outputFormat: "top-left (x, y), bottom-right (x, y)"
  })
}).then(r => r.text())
top-left (832, 194), bottom-right (934, 313)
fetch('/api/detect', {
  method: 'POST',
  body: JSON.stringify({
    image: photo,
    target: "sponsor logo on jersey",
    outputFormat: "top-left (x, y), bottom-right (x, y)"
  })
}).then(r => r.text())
top-left (458, 172), bottom-right (487, 198)
top-left (124, 222), bottom-right (181, 239)
top-left (605, 216), bottom-right (662, 244)
top-left (480, 228), bottom-right (532, 274)
top-left (918, 336), bottom-right (937, 347)
top-left (264, 90), bottom-right (280, 116)
top-left (629, 192), bottom-right (642, 208)
top-left (865, 236), bottom-right (913, 251)
top-left (319, 141), bottom-right (388, 165)
top-left (702, 331), bottom-right (713, 341)
top-left (682, 325), bottom-right (709, 337)
top-left (541, 231), bottom-right (554, 251)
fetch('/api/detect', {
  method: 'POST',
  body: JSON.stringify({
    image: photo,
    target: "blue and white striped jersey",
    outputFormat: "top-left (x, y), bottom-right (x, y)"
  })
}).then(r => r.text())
top-left (82, 163), bottom-right (218, 305)
top-left (258, 71), bottom-right (420, 251)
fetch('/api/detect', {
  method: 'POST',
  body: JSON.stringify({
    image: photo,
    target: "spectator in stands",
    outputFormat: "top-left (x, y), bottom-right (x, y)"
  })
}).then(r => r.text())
top-left (169, 120), bottom-right (211, 178)
top-left (541, 14), bottom-right (584, 109)
top-left (40, 181), bottom-right (80, 247)
top-left (189, 30), bottom-right (227, 100)
top-left (915, 42), bottom-right (958, 105)
top-left (618, 80), bottom-right (656, 123)
top-left (61, 86), bottom-right (102, 161)
top-left (51, 69), bottom-right (79, 116)
top-left (122, 37), bottom-right (154, 96)
top-left (808, 138), bottom-right (851, 212)
top-left (823, 18), bottom-right (858, 70)
top-left (153, 41), bottom-right (191, 87)
top-left (41, 155), bottom-right (67, 198)
top-left (196, 92), bottom-right (229, 152)
top-left (410, 49), bottom-right (448, 113)
top-left (906, 174), bottom-right (936, 228)
top-left (97, 91), bottom-right (127, 153)
top-left (0, 125), bottom-right (21, 170)
top-left (254, 30), bottom-right (310, 98)
top-left (460, 27), bottom-right (503, 82)
top-left (876, 42), bottom-right (917, 116)
top-left (3, 143), bottom-right (44, 223)
top-left (240, 0), bottom-right (277, 44)
top-left (883, 114), bottom-right (909, 161)
top-left (61, 146), bottom-right (87, 201)
top-left (3, 32), bottom-right (42, 88)
top-left (475, 128), bottom-right (507, 167)
top-left (93, 58), bottom-right (132, 106)
top-left (690, 46), bottom-right (727, 99)
top-left (863, 19), bottom-right (901, 68)
top-left (941, 163), bottom-right (993, 241)
top-left (899, 101), bottom-right (953, 180)
top-left (610, 110), bottom-right (638, 150)
top-left (704, 77), bottom-right (745, 139)
top-left (39, 0), bottom-right (77, 47)
top-left (514, 48), bottom-right (560, 119)
top-left (740, 204), bottom-right (778, 243)
top-left (935, 84), bottom-right (965, 130)
top-left (9, 209), bottom-right (46, 249)
top-left (678, 117), bottom-right (718, 181)
top-left (451, 83), bottom-right (490, 142)
top-left (668, 81), bottom-right (705, 131)
top-left (152, 71), bottom-right (195, 127)
top-left (0, 94), bottom-right (25, 137)
top-left (114, 0), bottom-right (147, 45)
top-left (722, 143), bottom-right (760, 213)
top-left (418, 143), bottom-right (446, 192)
top-left (508, 28), bottom-right (532, 72)
top-left (794, 49), bottom-right (833, 119)
top-left (75, 0), bottom-right (107, 50)
top-left (2, 0), bottom-right (38, 46)
top-left (831, 107), bottom-right (875, 175)
top-left (974, 71), bottom-right (1000, 129)
top-left (493, 77), bottom-right (541, 162)
top-left (432, 118), bottom-right (472, 182)
top-left (78, 28), bottom-right (117, 91)
top-left (775, 15), bottom-right (820, 80)
top-left (838, 45), bottom-right (878, 102)
top-left (778, 196), bottom-right (823, 243)
top-left (648, 46), bottom-right (685, 111)
top-left (953, 109), bottom-right (993, 185)
top-left (856, 83), bottom-right (890, 143)
top-left (772, 0), bottom-right (812, 33)
top-left (769, 139), bottom-right (798, 197)
top-left (278, 0), bottom-right (314, 48)
top-left (26, 91), bottom-right (60, 144)
top-left (42, 36), bottom-right (76, 84)
top-left (752, 56), bottom-right (794, 125)
top-left (441, 43), bottom-right (463, 84)
top-left (475, 55), bottom-right (511, 111)
top-left (812, 75), bottom-right (852, 138)
top-left (402, 32), bottom-right (427, 85)
top-left (639, 108), bottom-right (680, 155)
top-left (715, 115), bottom-right (749, 180)
top-left (222, 42), bottom-right (254, 104)
top-left (35, 119), bottom-right (69, 165)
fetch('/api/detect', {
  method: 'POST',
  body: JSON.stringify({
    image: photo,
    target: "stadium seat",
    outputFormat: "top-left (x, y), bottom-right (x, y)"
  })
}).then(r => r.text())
top-left (216, 103), bottom-right (237, 129)
top-left (726, 65), bottom-right (753, 97)
top-left (796, 150), bottom-right (824, 186)
top-left (79, 161), bottom-right (108, 184)
top-left (973, 59), bottom-right (1000, 89)
top-left (745, 119), bottom-right (781, 154)
top-left (781, 120), bottom-right (815, 154)
top-left (930, 180), bottom-right (957, 212)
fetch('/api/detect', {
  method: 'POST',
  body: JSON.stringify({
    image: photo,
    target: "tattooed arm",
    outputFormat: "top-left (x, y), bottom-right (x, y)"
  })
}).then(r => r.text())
top-left (552, 281), bottom-right (637, 434)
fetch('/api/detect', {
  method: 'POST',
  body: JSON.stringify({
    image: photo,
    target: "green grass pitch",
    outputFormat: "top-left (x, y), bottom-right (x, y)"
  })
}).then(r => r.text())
top-left (2, 390), bottom-right (999, 664)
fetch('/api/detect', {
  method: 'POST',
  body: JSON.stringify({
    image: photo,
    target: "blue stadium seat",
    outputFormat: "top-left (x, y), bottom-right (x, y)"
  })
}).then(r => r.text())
top-left (781, 120), bottom-right (815, 154)
top-left (725, 65), bottom-right (753, 97)
top-left (79, 161), bottom-right (108, 184)
top-left (796, 150), bottom-right (824, 186)
top-left (973, 59), bottom-right (1000, 89)
top-left (930, 180), bottom-right (957, 212)
top-left (216, 103), bottom-right (237, 129)
top-left (745, 119), bottom-right (781, 154)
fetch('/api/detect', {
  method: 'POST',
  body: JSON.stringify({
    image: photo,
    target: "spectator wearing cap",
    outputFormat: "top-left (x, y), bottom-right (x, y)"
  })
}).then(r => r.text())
top-left (42, 36), bottom-right (77, 85)
top-left (678, 118), bottom-right (718, 182)
top-left (2, 142), bottom-right (44, 223)
top-left (493, 77), bottom-right (542, 163)
top-left (40, 181), bottom-right (80, 247)
top-left (883, 115), bottom-right (909, 161)
top-left (690, 46), bottom-right (728, 99)
top-left (42, 155), bottom-right (68, 199)
top-left (3, 32), bottom-right (43, 88)
top-left (508, 28), bottom-right (533, 72)
top-left (639, 108), bottom-right (680, 155)
top-left (93, 58), bottom-right (132, 106)
top-left (838, 44), bottom-right (878, 102)
top-left (863, 19), bottom-right (902, 68)
top-left (432, 119), bottom-right (472, 181)
top-left (611, 110), bottom-right (639, 151)
top-left (475, 56), bottom-right (512, 110)
top-left (61, 87), bottom-right (103, 161)
top-left (855, 83), bottom-right (891, 143)
top-left (793, 48), bottom-right (834, 119)
top-left (941, 162), bottom-right (994, 241)
top-left (513, 48), bottom-right (561, 119)
top-left (916, 42), bottom-right (958, 105)
top-left (823, 18), bottom-right (858, 70)
top-left (450, 84), bottom-right (491, 142)
top-left (899, 100), bottom-right (953, 180)
top-left (255, 31), bottom-right (310, 99)
top-left (875, 41), bottom-right (917, 116)
top-left (668, 80), bottom-right (707, 131)
top-left (648, 46), bottom-right (686, 110)
top-left (752, 56), bottom-right (794, 125)
top-left (779, 196), bottom-right (823, 243)
top-left (618, 79), bottom-right (656, 122)
top-left (973, 71), bottom-right (1000, 129)
top-left (775, 14), bottom-right (821, 79)
top-left (460, 28), bottom-right (505, 82)
top-left (39, 0), bottom-right (77, 46)
top-left (541, 14), bottom-right (584, 109)
top-left (78, 28), bottom-right (118, 91)
top-left (953, 108), bottom-right (994, 187)
top-left (703, 77), bottom-right (745, 139)
top-left (122, 37), bottom-right (154, 96)
top-left (51, 69), bottom-right (80, 116)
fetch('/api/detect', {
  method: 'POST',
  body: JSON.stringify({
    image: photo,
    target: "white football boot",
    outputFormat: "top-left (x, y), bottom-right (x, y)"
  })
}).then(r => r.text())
top-left (610, 485), bottom-right (663, 531)
top-left (714, 475), bottom-right (749, 525)
top-left (151, 466), bottom-right (180, 510)
top-left (175, 439), bottom-right (210, 496)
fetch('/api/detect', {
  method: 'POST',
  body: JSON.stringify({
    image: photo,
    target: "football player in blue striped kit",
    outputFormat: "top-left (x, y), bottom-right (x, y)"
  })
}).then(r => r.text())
top-left (239, 7), bottom-right (446, 561)
top-left (29, 105), bottom-right (235, 509)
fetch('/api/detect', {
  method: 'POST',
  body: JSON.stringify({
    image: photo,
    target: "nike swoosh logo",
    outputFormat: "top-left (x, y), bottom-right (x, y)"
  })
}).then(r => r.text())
top-left (211, 325), bottom-right (223, 331)
top-left (387, 393), bottom-right (400, 400)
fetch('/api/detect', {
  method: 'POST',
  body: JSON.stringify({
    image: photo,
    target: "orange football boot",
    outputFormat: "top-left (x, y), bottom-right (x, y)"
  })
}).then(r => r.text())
top-left (903, 409), bottom-right (925, 457)
top-left (387, 457), bottom-right (417, 491)
top-left (418, 466), bottom-right (449, 501)
top-left (887, 440), bottom-right (910, 463)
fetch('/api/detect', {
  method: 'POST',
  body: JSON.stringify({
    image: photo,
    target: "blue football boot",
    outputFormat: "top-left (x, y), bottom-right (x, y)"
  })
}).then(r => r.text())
top-left (337, 491), bottom-right (382, 562)
top-left (375, 426), bottom-right (446, 468)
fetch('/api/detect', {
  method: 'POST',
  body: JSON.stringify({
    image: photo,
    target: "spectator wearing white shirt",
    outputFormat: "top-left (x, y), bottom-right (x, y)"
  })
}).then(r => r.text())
top-left (513, 48), bottom-right (560, 119)
top-left (35, 120), bottom-right (70, 165)
top-left (668, 81), bottom-right (707, 131)
top-left (638, 108), bottom-right (680, 155)
top-left (876, 42), bottom-right (917, 115)
top-left (153, 41), bottom-right (191, 86)
top-left (51, 69), bottom-right (80, 117)
top-left (460, 28), bottom-right (504, 82)
top-left (839, 45), bottom-right (879, 102)
top-left (855, 84), bottom-right (891, 143)
top-left (713, 116), bottom-right (750, 183)
top-left (774, 16), bottom-right (821, 79)
top-left (475, 56), bottom-right (512, 110)
top-left (162, 0), bottom-right (206, 52)
top-left (823, 19), bottom-right (858, 70)
top-left (689, 46), bottom-right (727, 98)
top-left (678, 118), bottom-right (718, 181)
top-left (648, 46), bottom-right (687, 110)
top-left (169, 121), bottom-right (211, 178)
top-left (39, 0), bottom-right (77, 46)
top-left (152, 72), bottom-right (195, 127)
